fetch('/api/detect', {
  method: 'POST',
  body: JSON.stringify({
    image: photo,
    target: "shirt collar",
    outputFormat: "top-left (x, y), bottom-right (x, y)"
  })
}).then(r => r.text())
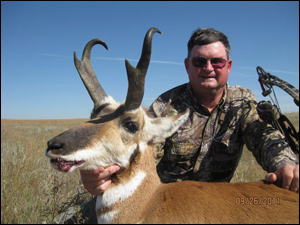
top-left (186, 82), bottom-right (228, 113)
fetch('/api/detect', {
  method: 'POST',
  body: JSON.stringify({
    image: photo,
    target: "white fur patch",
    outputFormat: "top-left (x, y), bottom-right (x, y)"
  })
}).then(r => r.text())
top-left (125, 107), bottom-right (140, 114)
top-left (138, 141), bottom-right (148, 153)
top-left (102, 95), bottom-right (117, 105)
top-left (97, 171), bottom-right (146, 208)
top-left (97, 210), bottom-right (117, 224)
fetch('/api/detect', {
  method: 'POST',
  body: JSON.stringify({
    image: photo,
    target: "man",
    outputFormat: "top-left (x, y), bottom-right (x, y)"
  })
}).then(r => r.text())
top-left (75, 28), bottom-right (298, 223)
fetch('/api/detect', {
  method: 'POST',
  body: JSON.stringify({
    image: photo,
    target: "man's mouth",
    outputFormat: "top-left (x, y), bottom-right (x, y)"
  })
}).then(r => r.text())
top-left (200, 75), bottom-right (216, 79)
top-left (50, 158), bottom-right (85, 172)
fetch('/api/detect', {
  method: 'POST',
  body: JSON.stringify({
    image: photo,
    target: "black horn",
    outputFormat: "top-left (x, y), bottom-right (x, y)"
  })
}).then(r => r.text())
top-left (124, 27), bottom-right (162, 111)
top-left (74, 39), bottom-right (108, 109)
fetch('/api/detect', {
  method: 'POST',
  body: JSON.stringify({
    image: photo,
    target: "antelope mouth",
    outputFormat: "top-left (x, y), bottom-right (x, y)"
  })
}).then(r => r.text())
top-left (50, 158), bottom-right (85, 172)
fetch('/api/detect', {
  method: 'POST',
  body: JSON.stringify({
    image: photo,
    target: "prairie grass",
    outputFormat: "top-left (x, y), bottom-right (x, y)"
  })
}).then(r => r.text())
top-left (1, 119), bottom-right (91, 224)
top-left (1, 113), bottom-right (298, 223)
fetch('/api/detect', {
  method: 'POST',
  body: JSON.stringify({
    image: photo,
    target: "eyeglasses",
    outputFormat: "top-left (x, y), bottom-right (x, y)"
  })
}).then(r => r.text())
top-left (187, 56), bottom-right (228, 69)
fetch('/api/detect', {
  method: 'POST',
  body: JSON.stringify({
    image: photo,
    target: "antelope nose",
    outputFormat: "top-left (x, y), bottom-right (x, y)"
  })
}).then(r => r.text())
top-left (46, 140), bottom-right (63, 153)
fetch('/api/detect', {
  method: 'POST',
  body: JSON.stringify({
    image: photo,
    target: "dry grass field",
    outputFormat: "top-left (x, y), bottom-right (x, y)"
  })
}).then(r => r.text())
top-left (1, 113), bottom-right (299, 223)
top-left (1, 119), bottom-right (90, 224)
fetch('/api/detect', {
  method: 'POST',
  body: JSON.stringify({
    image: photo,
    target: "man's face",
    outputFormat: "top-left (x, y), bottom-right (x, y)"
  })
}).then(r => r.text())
top-left (185, 41), bottom-right (232, 93)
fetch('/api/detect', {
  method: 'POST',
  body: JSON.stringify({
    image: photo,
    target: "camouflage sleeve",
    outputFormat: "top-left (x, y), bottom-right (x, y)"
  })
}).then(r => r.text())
top-left (241, 90), bottom-right (299, 173)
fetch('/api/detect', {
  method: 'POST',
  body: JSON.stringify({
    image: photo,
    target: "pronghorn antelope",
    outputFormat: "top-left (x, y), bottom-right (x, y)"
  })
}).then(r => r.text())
top-left (46, 28), bottom-right (299, 224)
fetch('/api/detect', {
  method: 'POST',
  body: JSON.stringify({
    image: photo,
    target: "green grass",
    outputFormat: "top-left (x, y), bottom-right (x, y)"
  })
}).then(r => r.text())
top-left (1, 112), bottom-right (298, 223)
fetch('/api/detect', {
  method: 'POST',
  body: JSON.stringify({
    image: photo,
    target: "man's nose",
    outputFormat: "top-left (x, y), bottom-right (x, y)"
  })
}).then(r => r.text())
top-left (203, 60), bottom-right (214, 71)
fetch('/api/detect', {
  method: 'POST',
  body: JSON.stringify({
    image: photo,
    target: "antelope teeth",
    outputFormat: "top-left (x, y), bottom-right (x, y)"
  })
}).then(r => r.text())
top-left (51, 158), bottom-right (84, 165)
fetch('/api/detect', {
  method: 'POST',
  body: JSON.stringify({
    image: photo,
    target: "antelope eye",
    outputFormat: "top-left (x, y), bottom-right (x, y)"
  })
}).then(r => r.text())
top-left (123, 122), bottom-right (138, 133)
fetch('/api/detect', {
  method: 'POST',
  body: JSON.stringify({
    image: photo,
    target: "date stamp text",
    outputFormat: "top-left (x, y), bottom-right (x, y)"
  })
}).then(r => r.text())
top-left (235, 197), bottom-right (280, 205)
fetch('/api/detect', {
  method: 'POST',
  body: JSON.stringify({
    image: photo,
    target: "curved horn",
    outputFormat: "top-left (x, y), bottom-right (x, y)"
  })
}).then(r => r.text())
top-left (74, 39), bottom-right (108, 108)
top-left (124, 27), bottom-right (162, 111)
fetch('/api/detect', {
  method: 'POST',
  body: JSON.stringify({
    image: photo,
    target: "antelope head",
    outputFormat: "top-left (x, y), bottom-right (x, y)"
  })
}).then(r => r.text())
top-left (45, 28), bottom-right (189, 173)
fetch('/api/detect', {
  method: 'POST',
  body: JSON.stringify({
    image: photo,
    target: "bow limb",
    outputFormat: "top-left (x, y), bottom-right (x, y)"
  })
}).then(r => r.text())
top-left (256, 66), bottom-right (299, 154)
top-left (257, 66), bottom-right (299, 106)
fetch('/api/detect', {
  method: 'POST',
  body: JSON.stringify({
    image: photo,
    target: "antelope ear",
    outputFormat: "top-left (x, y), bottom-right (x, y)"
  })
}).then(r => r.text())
top-left (146, 109), bottom-right (190, 143)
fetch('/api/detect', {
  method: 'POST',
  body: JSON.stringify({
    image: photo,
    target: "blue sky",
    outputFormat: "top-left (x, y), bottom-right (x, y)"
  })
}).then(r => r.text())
top-left (1, 1), bottom-right (299, 119)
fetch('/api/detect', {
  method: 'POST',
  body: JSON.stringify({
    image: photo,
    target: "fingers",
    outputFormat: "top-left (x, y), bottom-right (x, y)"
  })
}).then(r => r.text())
top-left (90, 179), bottom-right (112, 195)
top-left (81, 166), bottom-right (106, 175)
top-left (265, 172), bottom-right (283, 188)
top-left (80, 165), bottom-right (121, 195)
top-left (281, 168), bottom-right (293, 190)
top-left (265, 173), bottom-right (277, 183)
top-left (289, 165), bottom-right (299, 193)
top-left (268, 164), bottom-right (299, 193)
top-left (82, 178), bottom-right (112, 196)
top-left (280, 164), bottom-right (299, 192)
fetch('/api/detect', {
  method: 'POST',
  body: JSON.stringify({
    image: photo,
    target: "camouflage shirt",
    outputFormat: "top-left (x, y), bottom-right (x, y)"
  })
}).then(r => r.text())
top-left (148, 83), bottom-right (299, 183)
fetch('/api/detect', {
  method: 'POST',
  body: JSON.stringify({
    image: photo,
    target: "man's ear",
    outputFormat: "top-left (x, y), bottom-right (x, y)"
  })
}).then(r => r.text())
top-left (184, 58), bottom-right (190, 73)
top-left (227, 59), bottom-right (232, 74)
top-left (145, 109), bottom-right (190, 143)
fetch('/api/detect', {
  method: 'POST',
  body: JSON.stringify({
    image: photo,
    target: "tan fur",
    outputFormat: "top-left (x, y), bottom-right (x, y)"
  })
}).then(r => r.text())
top-left (97, 143), bottom-right (299, 224)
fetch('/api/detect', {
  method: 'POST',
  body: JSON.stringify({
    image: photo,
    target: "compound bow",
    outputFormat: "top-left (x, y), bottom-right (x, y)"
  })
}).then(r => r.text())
top-left (256, 66), bottom-right (299, 154)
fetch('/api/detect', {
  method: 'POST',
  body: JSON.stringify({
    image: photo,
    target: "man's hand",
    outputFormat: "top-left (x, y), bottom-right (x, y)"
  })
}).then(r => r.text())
top-left (80, 165), bottom-right (121, 195)
top-left (265, 164), bottom-right (299, 193)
